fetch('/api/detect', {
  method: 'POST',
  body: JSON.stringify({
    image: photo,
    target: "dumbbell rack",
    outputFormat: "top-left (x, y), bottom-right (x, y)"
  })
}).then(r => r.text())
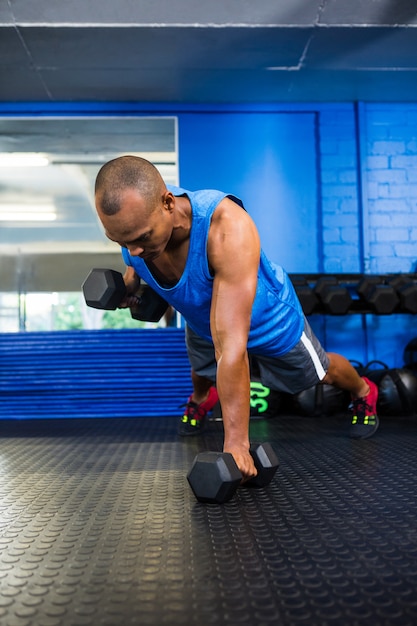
top-left (289, 273), bottom-right (417, 316)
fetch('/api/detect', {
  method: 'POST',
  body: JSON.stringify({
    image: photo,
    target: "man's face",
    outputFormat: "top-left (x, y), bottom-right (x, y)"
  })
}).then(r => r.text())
top-left (97, 188), bottom-right (173, 261)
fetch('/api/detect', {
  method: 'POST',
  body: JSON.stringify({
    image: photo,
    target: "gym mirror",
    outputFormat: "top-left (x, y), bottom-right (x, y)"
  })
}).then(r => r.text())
top-left (0, 116), bottom-right (177, 331)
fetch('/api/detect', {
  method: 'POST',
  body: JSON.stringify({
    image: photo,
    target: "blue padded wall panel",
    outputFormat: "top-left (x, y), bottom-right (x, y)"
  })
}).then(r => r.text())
top-left (0, 329), bottom-right (192, 419)
top-left (178, 112), bottom-right (319, 273)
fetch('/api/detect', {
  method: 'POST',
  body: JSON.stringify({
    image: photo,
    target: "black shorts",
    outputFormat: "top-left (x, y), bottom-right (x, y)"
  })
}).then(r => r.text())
top-left (185, 318), bottom-right (329, 395)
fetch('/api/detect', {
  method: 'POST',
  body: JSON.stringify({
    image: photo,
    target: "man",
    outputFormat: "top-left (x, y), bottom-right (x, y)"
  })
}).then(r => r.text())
top-left (94, 155), bottom-right (379, 481)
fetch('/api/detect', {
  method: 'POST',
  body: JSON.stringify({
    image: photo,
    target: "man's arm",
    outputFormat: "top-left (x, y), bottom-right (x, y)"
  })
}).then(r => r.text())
top-left (208, 197), bottom-right (261, 480)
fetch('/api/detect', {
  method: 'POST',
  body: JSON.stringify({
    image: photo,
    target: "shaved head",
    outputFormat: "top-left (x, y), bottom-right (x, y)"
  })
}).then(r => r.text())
top-left (95, 155), bottom-right (166, 216)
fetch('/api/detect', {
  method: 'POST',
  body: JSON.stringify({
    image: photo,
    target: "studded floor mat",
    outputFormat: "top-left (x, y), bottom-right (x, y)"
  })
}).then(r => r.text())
top-left (0, 413), bottom-right (416, 626)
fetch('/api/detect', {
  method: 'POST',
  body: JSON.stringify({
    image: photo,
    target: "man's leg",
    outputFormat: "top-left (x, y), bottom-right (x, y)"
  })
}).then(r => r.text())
top-left (179, 326), bottom-right (219, 436)
top-left (323, 352), bottom-right (368, 396)
top-left (255, 319), bottom-right (379, 439)
top-left (190, 368), bottom-right (214, 404)
top-left (323, 353), bottom-right (379, 439)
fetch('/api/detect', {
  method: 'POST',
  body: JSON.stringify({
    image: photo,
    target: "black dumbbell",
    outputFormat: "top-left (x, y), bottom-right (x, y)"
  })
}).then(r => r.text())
top-left (292, 278), bottom-right (319, 315)
top-left (314, 276), bottom-right (352, 315)
top-left (187, 442), bottom-right (279, 504)
top-left (357, 276), bottom-right (399, 314)
top-left (387, 275), bottom-right (417, 314)
top-left (398, 282), bottom-right (417, 314)
top-left (82, 268), bottom-right (169, 323)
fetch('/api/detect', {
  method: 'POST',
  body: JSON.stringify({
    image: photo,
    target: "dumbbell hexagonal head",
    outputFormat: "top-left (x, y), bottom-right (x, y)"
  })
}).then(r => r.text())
top-left (357, 277), bottom-right (399, 314)
top-left (187, 452), bottom-right (242, 504)
top-left (246, 442), bottom-right (279, 488)
top-left (130, 285), bottom-right (169, 322)
top-left (398, 282), bottom-right (417, 314)
top-left (314, 276), bottom-right (352, 315)
top-left (82, 268), bottom-right (126, 310)
top-left (293, 281), bottom-right (319, 316)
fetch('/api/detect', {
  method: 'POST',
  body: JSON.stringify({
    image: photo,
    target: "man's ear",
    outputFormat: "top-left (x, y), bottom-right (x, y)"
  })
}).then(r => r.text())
top-left (163, 190), bottom-right (175, 212)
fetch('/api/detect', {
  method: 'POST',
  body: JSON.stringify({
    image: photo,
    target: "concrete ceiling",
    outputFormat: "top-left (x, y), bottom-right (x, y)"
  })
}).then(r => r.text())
top-left (1, 0), bottom-right (417, 104)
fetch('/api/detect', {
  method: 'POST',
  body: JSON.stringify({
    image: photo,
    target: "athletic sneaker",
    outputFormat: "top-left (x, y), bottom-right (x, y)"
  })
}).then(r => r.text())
top-left (178, 386), bottom-right (219, 436)
top-left (349, 376), bottom-right (379, 439)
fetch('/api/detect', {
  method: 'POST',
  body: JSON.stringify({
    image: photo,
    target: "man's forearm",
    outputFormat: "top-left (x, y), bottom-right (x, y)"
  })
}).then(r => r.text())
top-left (216, 354), bottom-right (251, 451)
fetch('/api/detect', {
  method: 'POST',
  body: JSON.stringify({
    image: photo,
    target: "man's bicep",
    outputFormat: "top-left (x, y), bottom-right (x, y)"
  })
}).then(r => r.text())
top-left (208, 199), bottom-right (261, 346)
top-left (210, 252), bottom-right (259, 353)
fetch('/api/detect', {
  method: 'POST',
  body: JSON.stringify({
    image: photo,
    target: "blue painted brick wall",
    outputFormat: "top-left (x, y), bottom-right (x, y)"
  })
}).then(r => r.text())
top-left (315, 103), bottom-right (417, 367)
top-left (365, 104), bottom-right (417, 275)
top-left (318, 105), bottom-right (361, 273)
top-left (317, 104), bottom-right (417, 276)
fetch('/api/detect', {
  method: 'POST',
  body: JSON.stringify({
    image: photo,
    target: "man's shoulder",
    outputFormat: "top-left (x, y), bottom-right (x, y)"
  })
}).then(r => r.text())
top-left (168, 184), bottom-right (244, 211)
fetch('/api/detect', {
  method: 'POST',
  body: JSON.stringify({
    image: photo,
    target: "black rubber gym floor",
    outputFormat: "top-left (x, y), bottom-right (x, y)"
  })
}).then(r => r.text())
top-left (0, 413), bottom-right (416, 626)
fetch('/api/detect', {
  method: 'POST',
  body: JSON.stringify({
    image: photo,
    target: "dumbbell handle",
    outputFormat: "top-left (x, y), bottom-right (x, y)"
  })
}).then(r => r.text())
top-left (111, 275), bottom-right (141, 310)
top-left (220, 443), bottom-right (279, 487)
top-left (121, 292), bottom-right (141, 309)
top-left (107, 285), bottom-right (169, 323)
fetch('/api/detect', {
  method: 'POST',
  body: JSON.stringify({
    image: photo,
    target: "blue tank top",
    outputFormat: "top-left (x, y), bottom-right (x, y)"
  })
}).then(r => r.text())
top-left (121, 185), bottom-right (304, 357)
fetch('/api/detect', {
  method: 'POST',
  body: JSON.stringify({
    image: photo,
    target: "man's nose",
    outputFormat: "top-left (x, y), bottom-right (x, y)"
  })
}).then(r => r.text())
top-left (128, 243), bottom-right (145, 257)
